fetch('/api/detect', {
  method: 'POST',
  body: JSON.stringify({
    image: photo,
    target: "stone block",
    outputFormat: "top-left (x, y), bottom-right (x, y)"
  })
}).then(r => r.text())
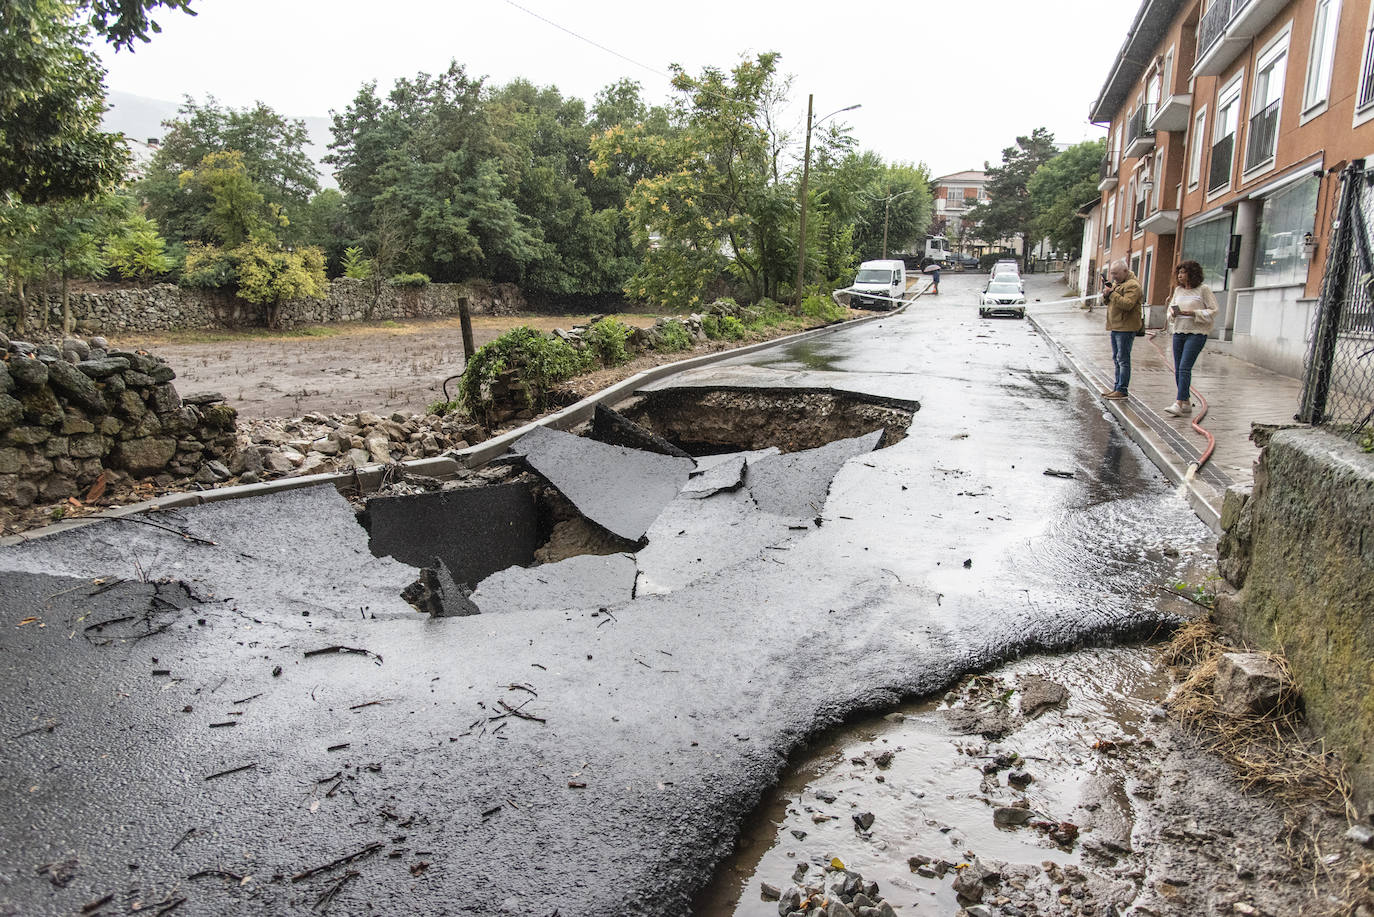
top-left (122, 369), bottom-right (155, 388)
top-left (99, 416), bottom-right (123, 436)
top-left (102, 373), bottom-right (126, 398)
top-left (43, 436), bottom-right (69, 457)
top-left (200, 404), bottom-right (236, 432)
top-left (0, 362), bottom-right (11, 394)
top-left (60, 411), bottom-right (95, 435)
top-left (114, 436), bottom-right (177, 475)
top-left (47, 359), bottom-right (107, 413)
top-left (128, 410), bottom-right (163, 439)
top-left (75, 357), bottom-right (130, 379)
top-left (39, 475), bottom-right (75, 501)
top-left (150, 383), bottom-right (180, 414)
top-left (7, 356), bottom-right (48, 388)
top-left (20, 387), bottom-right (63, 427)
top-left (1214, 652), bottom-right (1287, 717)
top-left (0, 393), bottom-right (22, 431)
top-left (7, 425), bottom-right (49, 446)
top-left (149, 363), bottom-right (176, 384)
top-left (116, 389), bottom-right (146, 420)
top-left (0, 447), bottom-right (21, 474)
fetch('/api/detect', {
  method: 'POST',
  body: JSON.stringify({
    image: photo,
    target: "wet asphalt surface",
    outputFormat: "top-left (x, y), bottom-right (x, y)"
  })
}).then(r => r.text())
top-left (0, 274), bottom-right (1211, 916)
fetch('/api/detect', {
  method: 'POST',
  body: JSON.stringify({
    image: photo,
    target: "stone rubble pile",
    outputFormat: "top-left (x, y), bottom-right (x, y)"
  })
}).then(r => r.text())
top-left (234, 410), bottom-right (483, 483)
top-left (0, 332), bottom-right (236, 510)
top-left (763, 861), bottom-right (900, 917)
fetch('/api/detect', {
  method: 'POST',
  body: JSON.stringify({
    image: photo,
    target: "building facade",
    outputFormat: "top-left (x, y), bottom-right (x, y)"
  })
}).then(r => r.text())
top-left (1088, 0), bottom-right (1374, 377)
top-left (931, 170), bottom-right (993, 255)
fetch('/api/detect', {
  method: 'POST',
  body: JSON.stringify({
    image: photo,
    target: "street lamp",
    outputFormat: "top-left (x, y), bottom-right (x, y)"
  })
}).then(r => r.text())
top-left (882, 188), bottom-right (919, 259)
top-left (795, 98), bottom-right (861, 308)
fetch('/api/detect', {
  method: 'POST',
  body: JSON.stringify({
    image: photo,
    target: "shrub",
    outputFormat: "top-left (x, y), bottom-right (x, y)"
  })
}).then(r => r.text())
top-left (585, 317), bottom-right (632, 367)
top-left (653, 319), bottom-right (692, 353)
top-left (459, 326), bottom-right (591, 421)
top-left (342, 246), bottom-right (372, 280)
top-left (701, 314), bottom-right (722, 339)
top-left (801, 292), bottom-right (847, 323)
top-left (389, 272), bottom-right (431, 287)
top-left (718, 315), bottom-right (747, 339)
top-left (104, 214), bottom-right (175, 280)
top-left (426, 399), bottom-right (463, 417)
top-left (179, 242), bottom-right (236, 290)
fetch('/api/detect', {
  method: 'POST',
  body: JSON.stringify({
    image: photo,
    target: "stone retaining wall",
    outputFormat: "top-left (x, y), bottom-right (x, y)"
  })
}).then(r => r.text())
top-left (1216, 428), bottom-right (1374, 808)
top-left (2, 278), bottom-right (527, 334)
top-left (0, 333), bottom-right (237, 516)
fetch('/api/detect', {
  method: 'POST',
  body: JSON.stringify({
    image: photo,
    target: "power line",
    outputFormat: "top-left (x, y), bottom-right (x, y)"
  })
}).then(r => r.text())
top-left (503, 1), bottom-right (670, 83)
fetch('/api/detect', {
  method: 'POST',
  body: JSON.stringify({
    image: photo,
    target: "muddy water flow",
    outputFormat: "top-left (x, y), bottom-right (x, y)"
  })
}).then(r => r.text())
top-left (698, 646), bottom-right (1173, 915)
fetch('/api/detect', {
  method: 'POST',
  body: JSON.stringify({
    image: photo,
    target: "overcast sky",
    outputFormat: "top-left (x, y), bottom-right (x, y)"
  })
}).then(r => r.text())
top-left (94, 0), bottom-right (1142, 179)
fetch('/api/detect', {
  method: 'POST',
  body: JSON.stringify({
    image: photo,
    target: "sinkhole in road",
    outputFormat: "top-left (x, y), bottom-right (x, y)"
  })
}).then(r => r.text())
top-left (361, 386), bottom-right (918, 615)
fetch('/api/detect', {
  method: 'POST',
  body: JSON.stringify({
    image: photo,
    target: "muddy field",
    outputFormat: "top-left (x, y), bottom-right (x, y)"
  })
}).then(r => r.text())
top-left (111, 314), bottom-right (663, 420)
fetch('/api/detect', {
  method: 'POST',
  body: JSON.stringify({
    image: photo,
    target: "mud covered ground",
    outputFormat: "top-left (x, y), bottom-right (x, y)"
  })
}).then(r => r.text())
top-left (702, 636), bottom-right (1369, 916)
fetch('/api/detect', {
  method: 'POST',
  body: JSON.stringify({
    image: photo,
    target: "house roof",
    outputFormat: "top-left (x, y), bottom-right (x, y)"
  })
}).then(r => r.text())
top-left (1088, 0), bottom-right (1191, 124)
top-left (932, 170), bottom-right (987, 184)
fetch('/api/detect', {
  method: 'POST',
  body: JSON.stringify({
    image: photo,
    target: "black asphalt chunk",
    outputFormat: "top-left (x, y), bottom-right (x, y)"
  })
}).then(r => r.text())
top-left (470, 552), bottom-right (637, 614)
top-left (744, 429), bottom-right (884, 519)
top-left (589, 402), bottom-right (692, 458)
top-left (366, 481), bottom-right (541, 587)
top-left (514, 425), bottom-right (694, 542)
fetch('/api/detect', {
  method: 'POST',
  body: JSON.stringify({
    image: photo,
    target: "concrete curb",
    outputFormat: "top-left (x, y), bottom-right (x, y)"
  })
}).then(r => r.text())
top-left (1, 298), bottom-right (916, 547)
top-left (1026, 311), bottom-right (1223, 533)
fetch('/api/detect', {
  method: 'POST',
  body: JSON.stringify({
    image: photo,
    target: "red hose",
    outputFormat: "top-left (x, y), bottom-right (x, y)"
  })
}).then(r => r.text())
top-left (1145, 331), bottom-right (1216, 472)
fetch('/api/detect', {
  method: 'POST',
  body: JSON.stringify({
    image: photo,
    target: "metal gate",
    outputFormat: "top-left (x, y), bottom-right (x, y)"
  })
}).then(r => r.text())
top-left (1299, 159), bottom-right (1374, 438)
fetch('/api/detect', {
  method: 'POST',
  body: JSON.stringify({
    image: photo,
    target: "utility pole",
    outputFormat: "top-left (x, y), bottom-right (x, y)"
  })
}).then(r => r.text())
top-left (794, 99), bottom-right (861, 310)
top-left (794, 94), bottom-right (814, 312)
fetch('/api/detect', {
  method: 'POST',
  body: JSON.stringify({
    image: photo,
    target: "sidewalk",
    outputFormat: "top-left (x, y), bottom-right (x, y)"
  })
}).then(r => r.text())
top-left (1028, 299), bottom-right (1305, 531)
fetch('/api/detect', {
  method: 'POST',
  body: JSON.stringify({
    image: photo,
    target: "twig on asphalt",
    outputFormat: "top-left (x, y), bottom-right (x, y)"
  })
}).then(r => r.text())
top-left (505, 684), bottom-right (537, 696)
top-left (303, 645), bottom-right (384, 665)
top-left (314, 869), bottom-right (360, 911)
top-left (81, 894), bottom-right (114, 913)
top-left (290, 842), bottom-right (383, 883)
top-left (348, 699), bottom-right (390, 710)
top-left (170, 828), bottom-right (196, 852)
top-left (188, 869), bottom-right (245, 882)
top-left (496, 699), bottom-right (546, 724)
top-left (107, 515), bottom-right (218, 546)
top-left (12, 720), bottom-right (60, 739)
top-left (83, 615), bottom-right (134, 632)
top-left (204, 762), bottom-right (257, 781)
top-left (231, 693), bottom-right (263, 705)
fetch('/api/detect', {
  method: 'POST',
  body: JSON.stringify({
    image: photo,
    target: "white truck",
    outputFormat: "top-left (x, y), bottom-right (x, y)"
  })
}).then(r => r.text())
top-left (849, 259), bottom-right (907, 310)
top-left (922, 235), bottom-right (951, 267)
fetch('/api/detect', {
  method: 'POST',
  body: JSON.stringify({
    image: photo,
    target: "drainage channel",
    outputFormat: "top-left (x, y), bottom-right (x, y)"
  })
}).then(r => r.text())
top-left (356, 387), bottom-right (919, 616)
top-left (694, 645), bottom-right (1173, 916)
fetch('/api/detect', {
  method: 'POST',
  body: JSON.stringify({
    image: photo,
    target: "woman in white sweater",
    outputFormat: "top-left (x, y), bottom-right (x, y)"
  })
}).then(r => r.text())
top-left (1164, 260), bottom-right (1218, 417)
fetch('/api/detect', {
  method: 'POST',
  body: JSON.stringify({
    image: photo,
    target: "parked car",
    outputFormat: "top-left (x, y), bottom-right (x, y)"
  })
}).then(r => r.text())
top-left (979, 279), bottom-right (1027, 318)
top-left (848, 259), bottom-right (907, 310)
top-left (950, 253), bottom-right (980, 270)
top-left (990, 264), bottom-right (1025, 292)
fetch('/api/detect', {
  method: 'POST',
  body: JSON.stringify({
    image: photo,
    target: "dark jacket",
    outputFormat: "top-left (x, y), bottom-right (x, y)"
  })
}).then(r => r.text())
top-left (1104, 271), bottom-right (1143, 332)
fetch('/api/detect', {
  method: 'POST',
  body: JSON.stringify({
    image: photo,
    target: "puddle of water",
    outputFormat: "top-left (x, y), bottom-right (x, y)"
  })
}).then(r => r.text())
top-left (696, 646), bottom-right (1171, 915)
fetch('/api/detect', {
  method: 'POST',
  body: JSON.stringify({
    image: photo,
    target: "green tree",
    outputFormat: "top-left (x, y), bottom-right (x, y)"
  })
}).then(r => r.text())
top-left (1, 0), bottom-right (194, 205)
top-left (0, 202), bottom-right (46, 332)
top-left (851, 163), bottom-right (934, 261)
top-left (137, 96), bottom-right (319, 243)
top-left (29, 196), bottom-right (113, 332)
top-left (0, 0), bottom-right (128, 204)
top-left (297, 188), bottom-right (349, 274)
top-left (592, 53), bottom-right (793, 307)
top-left (328, 63), bottom-right (539, 284)
top-left (1028, 138), bottom-right (1107, 256)
top-left (103, 209), bottom-right (174, 280)
top-left (234, 238), bottom-right (326, 328)
top-left (963, 127), bottom-right (1059, 268)
top-left (177, 150), bottom-right (279, 247)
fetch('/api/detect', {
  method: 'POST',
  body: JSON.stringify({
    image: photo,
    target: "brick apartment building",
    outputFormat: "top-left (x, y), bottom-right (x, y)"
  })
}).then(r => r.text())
top-left (1086, 0), bottom-right (1374, 377)
top-left (932, 170), bottom-right (1022, 259)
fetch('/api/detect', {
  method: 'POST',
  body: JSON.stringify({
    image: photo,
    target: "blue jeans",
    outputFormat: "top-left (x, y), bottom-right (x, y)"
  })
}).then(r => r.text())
top-left (1109, 331), bottom-right (1135, 395)
top-left (1173, 333), bottom-right (1207, 402)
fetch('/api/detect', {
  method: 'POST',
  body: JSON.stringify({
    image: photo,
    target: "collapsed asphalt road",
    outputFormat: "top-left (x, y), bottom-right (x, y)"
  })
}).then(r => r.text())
top-left (0, 273), bottom-right (1212, 916)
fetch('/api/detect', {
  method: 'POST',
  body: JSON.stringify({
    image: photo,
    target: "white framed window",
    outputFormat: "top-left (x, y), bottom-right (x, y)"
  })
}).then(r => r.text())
top-left (1146, 71), bottom-right (1162, 120)
top-left (1357, 3), bottom-right (1374, 126)
top-left (1189, 107), bottom-right (1207, 189)
top-left (1302, 0), bottom-right (1340, 118)
top-left (1113, 124), bottom-right (1122, 167)
top-left (1245, 29), bottom-right (1288, 173)
top-left (1105, 194), bottom-right (1116, 244)
top-left (1210, 75), bottom-right (1244, 196)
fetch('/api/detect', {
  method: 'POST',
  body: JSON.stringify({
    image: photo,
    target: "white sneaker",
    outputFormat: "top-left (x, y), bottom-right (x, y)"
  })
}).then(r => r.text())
top-left (1163, 402), bottom-right (1188, 417)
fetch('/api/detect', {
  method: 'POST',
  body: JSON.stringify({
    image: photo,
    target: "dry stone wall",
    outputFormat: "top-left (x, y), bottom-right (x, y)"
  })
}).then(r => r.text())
top-left (4, 279), bottom-right (526, 335)
top-left (0, 332), bottom-right (237, 515)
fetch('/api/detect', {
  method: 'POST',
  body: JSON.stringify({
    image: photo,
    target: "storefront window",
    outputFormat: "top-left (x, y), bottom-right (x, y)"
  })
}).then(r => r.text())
top-left (1255, 176), bottom-right (1318, 287)
top-left (1181, 213), bottom-right (1233, 290)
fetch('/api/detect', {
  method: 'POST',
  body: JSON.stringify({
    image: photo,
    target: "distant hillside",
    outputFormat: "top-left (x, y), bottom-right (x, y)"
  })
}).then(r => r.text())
top-left (102, 90), bottom-right (337, 189)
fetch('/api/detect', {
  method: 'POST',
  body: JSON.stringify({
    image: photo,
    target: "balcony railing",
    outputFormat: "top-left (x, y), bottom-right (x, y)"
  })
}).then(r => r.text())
top-left (1198, 0), bottom-right (1234, 59)
top-left (1126, 104), bottom-right (1153, 145)
top-left (1098, 155), bottom-right (1118, 190)
top-left (1245, 99), bottom-right (1280, 170)
top-left (1209, 133), bottom-right (1234, 193)
top-left (1359, 22), bottom-right (1374, 110)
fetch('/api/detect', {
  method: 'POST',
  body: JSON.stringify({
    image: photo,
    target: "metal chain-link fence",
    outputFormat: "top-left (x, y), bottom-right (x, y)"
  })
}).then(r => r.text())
top-left (1299, 159), bottom-right (1374, 443)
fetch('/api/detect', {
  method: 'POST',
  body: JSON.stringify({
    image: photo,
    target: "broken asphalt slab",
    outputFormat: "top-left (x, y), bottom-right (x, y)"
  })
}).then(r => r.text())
top-left (471, 552), bottom-right (637, 614)
top-left (511, 425), bottom-right (694, 542)
top-left (744, 428), bottom-right (883, 519)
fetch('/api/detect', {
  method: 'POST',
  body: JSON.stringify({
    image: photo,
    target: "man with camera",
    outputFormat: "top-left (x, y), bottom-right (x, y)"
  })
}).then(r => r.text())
top-left (1099, 259), bottom-right (1143, 400)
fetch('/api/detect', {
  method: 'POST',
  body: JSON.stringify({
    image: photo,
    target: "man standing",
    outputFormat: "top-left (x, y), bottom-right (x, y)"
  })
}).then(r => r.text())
top-left (1100, 259), bottom-right (1143, 400)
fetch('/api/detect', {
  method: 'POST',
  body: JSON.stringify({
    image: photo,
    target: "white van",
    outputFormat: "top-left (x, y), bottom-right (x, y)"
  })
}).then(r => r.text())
top-left (849, 259), bottom-right (907, 310)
